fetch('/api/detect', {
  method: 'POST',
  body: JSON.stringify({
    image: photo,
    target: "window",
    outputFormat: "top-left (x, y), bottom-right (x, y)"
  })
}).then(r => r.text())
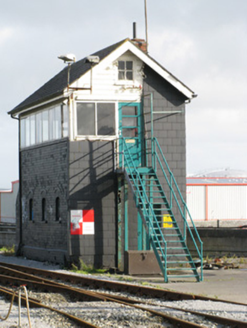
top-left (118, 61), bottom-right (133, 80)
top-left (77, 103), bottom-right (95, 135)
top-left (42, 198), bottom-right (46, 222)
top-left (29, 199), bottom-right (34, 221)
top-left (42, 110), bottom-right (49, 142)
top-left (77, 102), bottom-right (115, 136)
top-left (20, 104), bottom-right (69, 148)
top-left (55, 197), bottom-right (60, 222)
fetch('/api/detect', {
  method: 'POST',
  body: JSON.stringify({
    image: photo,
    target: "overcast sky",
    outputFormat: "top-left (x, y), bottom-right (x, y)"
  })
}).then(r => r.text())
top-left (1, 0), bottom-right (246, 188)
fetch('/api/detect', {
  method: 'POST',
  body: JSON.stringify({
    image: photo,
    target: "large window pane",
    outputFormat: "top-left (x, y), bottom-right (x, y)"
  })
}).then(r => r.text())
top-left (25, 116), bottom-right (30, 147)
top-left (42, 110), bottom-right (49, 142)
top-left (30, 114), bottom-right (36, 145)
top-left (20, 118), bottom-right (26, 148)
top-left (36, 112), bottom-right (42, 144)
top-left (97, 103), bottom-right (115, 135)
top-left (54, 105), bottom-right (61, 139)
top-left (77, 103), bottom-right (95, 135)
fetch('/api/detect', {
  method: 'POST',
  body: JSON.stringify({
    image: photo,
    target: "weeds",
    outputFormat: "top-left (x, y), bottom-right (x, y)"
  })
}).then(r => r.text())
top-left (0, 245), bottom-right (15, 256)
top-left (70, 259), bottom-right (107, 274)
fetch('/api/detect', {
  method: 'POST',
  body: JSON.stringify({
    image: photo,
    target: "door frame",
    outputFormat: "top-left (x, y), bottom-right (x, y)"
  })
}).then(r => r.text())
top-left (118, 102), bottom-right (143, 168)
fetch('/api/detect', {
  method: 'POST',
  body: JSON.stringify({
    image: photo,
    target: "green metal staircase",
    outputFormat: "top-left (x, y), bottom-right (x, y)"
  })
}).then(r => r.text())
top-left (120, 137), bottom-right (203, 282)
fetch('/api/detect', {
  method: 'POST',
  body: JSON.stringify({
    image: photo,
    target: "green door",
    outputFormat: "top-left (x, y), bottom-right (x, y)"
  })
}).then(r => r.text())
top-left (119, 102), bottom-right (143, 168)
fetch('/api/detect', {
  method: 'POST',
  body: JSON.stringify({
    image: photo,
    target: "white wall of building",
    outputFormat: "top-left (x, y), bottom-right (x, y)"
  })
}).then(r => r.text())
top-left (187, 180), bottom-right (247, 226)
top-left (0, 181), bottom-right (18, 224)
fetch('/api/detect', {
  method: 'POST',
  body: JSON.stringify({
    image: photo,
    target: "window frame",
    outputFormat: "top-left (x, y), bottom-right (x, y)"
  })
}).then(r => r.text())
top-left (118, 60), bottom-right (133, 81)
top-left (75, 101), bottom-right (117, 140)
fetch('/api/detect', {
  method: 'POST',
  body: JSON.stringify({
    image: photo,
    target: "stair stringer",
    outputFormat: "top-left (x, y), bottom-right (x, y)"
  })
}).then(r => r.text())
top-left (123, 168), bottom-right (200, 282)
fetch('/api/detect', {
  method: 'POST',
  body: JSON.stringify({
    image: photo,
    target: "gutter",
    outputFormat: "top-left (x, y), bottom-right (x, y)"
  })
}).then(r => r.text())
top-left (9, 93), bottom-right (68, 118)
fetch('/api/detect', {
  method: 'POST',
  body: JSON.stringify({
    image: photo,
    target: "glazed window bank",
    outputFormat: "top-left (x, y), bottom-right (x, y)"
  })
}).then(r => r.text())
top-left (9, 38), bottom-right (203, 282)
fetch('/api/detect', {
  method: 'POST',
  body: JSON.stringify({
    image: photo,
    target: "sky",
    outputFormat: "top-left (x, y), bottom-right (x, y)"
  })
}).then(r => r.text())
top-left (0, 0), bottom-right (246, 188)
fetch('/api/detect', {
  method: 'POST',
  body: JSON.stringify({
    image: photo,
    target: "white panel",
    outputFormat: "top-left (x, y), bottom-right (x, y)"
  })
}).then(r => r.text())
top-left (72, 51), bottom-right (143, 103)
top-left (186, 186), bottom-right (206, 221)
top-left (208, 186), bottom-right (247, 220)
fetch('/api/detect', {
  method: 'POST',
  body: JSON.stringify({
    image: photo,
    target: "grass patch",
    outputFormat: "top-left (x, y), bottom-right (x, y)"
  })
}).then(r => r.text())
top-left (70, 259), bottom-right (107, 274)
top-left (0, 245), bottom-right (15, 256)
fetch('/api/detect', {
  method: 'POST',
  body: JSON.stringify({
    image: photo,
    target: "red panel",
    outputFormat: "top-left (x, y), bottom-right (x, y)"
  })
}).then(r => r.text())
top-left (83, 209), bottom-right (94, 222)
top-left (70, 222), bottom-right (82, 235)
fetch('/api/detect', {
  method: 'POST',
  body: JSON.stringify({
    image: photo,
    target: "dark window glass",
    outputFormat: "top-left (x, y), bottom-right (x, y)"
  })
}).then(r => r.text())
top-left (126, 61), bottom-right (133, 70)
top-left (118, 60), bottom-right (133, 80)
top-left (55, 197), bottom-right (60, 221)
top-left (97, 103), bottom-right (115, 135)
top-left (42, 198), bottom-right (46, 222)
top-left (122, 106), bottom-right (136, 116)
top-left (118, 61), bottom-right (125, 70)
top-left (29, 199), bottom-right (34, 221)
top-left (77, 103), bottom-right (95, 135)
top-left (122, 106), bottom-right (137, 137)
top-left (118, 71), bottom-right (125, 80)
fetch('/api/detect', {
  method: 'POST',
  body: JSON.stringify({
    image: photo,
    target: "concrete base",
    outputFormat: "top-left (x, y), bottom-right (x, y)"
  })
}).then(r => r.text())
top-left (0, 224), bottom-right (16, 247)
top-left (124, 250), bottom-right (161, 275)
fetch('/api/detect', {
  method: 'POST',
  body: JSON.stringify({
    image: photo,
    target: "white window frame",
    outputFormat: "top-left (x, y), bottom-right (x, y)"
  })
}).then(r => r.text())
top-left (75, 101), bottom-right (118, 141)
top-left (118, 60), bottom-right (133, 81)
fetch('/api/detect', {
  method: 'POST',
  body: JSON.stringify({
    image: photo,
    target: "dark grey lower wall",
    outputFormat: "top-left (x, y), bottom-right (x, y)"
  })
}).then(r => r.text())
top-left (19, 139), bottom-right (69, 264)
top-left (187, 228), bottom-right (247, 257)
top-left (68, 140), bottom-right (118, 268)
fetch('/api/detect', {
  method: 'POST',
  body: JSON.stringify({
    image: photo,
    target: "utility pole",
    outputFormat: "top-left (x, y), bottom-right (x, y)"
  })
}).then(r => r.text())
top-left (144, 0), bottom-right (148, 53)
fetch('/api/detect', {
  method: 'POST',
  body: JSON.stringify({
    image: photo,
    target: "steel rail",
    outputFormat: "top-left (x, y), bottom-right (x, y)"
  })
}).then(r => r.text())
top-left (1, 267), bottom-right (247, 328)
top-left (0, 286), bottom-right (100, 328)
top-left (0, 273), bottom-right (206, 328)
top-left (1, 262), bottom-right (246, 306)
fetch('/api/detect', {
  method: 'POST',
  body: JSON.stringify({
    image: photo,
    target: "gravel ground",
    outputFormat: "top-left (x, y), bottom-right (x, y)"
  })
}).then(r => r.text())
top-left (0, 254), bottom-right (247, 327)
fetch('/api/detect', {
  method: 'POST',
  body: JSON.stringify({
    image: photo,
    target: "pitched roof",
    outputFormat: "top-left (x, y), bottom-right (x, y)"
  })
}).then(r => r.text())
top-left (9, 38), bottom-right (195, 116)
top-left (9, 39), bottom-right (128, 116)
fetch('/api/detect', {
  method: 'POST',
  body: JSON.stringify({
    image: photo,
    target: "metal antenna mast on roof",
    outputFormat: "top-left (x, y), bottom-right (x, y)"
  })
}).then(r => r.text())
top-left (144, 0), bottom-right (148, 53)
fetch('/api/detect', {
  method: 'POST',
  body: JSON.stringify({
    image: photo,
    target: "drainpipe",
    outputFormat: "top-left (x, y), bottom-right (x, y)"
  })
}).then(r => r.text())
top-left (11, 114), bottom-right (22, 255)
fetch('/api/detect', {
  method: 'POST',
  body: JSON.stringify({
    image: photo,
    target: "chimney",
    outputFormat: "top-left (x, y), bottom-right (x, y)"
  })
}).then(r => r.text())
top-left (131, 22), bottom-right (147, 53)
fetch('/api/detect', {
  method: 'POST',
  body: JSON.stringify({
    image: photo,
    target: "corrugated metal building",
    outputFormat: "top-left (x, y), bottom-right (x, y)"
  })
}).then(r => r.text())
top-left (0, 181), bottom-right (19, 224)
top-left (187, 172), bottom-right (247, 227)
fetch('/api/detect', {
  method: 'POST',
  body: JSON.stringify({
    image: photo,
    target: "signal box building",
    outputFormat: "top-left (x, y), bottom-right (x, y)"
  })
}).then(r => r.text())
top-left (9, 38), bottom-right (202, 282)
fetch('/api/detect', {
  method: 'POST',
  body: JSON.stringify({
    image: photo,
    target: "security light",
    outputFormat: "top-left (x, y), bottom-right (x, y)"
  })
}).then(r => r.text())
top-left (58, 54), bottom-right (76, 63)
top-left (86, 56), bottom-right (100, 64)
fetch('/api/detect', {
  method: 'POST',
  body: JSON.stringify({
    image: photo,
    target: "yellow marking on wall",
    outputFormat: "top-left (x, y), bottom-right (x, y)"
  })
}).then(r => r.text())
top-left (163, 215), bottom-right (173, 228)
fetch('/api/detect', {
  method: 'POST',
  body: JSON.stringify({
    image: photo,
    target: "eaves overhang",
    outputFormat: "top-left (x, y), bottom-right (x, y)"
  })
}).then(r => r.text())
top-left (8, 91), bottom-right (66, 118)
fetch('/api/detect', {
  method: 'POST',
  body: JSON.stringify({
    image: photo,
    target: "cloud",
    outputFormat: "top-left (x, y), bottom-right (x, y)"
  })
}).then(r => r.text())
top-left (0, 27), bottom-right (14, 45)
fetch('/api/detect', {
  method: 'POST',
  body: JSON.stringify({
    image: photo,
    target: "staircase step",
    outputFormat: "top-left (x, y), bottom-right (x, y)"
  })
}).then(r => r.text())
top-left (167, 246), bottom-right (187, 250)
top-left (167, 260), bottom-right (195, 264)
top-left (167, 267), bottom-right (196, 271)
top-left (167, 274), bottom-right (198, 278)
top-left (166, 253), bottom-right (190, 257)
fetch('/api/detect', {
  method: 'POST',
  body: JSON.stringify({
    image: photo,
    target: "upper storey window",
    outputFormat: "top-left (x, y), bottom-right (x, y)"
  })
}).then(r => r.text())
top-left (20, 104), bottom-right (68, 149)
top-left (118, 61), bottom-right (133, 80)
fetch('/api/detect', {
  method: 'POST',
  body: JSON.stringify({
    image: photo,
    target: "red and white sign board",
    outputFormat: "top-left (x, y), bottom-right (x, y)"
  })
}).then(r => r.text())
top-left (70, 209), bottom-right (94, 235)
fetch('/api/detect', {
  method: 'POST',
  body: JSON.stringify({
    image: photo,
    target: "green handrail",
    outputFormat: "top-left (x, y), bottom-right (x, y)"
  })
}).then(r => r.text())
top-left (121, 138), bottom-right (168, 280)
top-left (150, 137), bottom-right (203, 278)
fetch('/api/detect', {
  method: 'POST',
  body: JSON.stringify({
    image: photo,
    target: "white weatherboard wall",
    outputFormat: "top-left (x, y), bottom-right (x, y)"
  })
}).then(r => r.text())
top-left (187, 182), bottom-right (247, 227)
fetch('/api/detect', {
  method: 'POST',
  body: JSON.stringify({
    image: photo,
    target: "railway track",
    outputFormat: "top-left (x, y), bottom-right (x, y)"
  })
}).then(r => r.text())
top-left (0, 262), bottom-right (247, 328)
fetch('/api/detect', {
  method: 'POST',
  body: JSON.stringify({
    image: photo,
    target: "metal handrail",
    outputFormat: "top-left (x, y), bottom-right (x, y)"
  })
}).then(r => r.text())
top-left (120, 137), bottom-right (168, 279)
top-left (149, 137), bottom-right (203, 278)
